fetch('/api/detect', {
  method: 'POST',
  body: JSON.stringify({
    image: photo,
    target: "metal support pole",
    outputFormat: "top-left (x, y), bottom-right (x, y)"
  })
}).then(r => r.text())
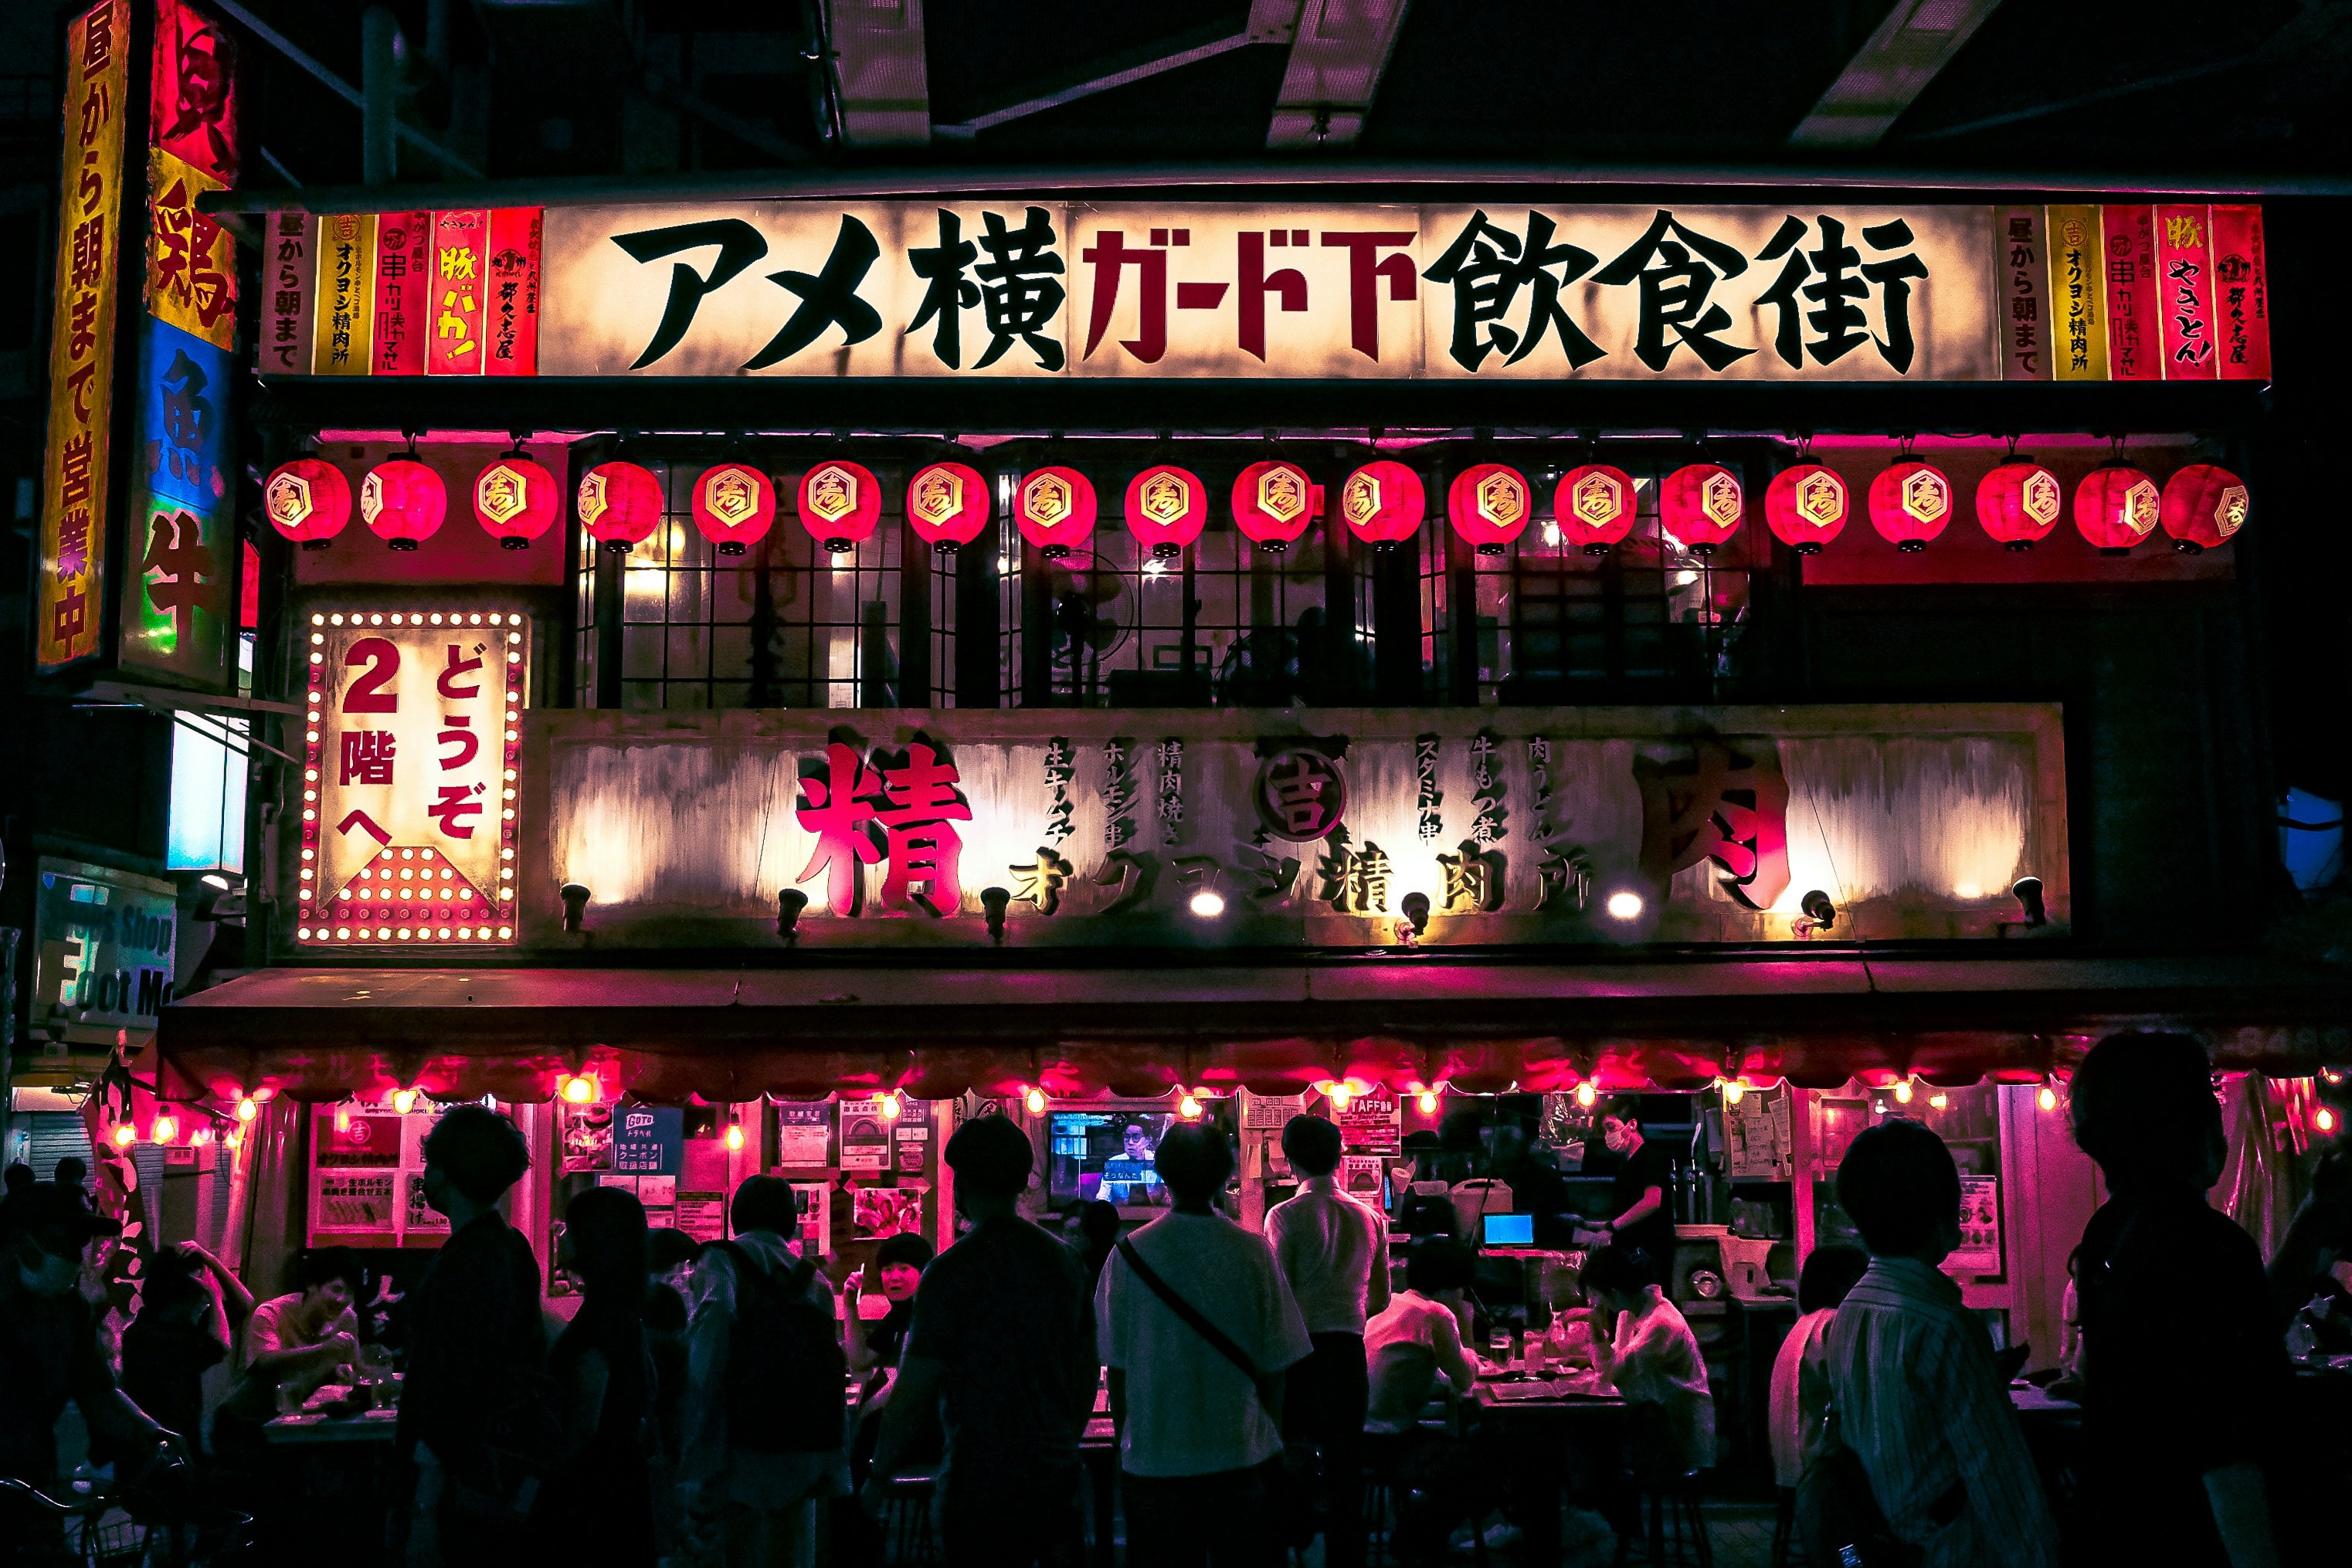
top-left (361, 7), bottom-right (400, 189)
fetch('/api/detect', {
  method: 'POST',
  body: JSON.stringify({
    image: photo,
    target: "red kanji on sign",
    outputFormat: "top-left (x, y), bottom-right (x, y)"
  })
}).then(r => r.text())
top-left (339, 730), bottom-right (395, 786)
top-left (795, 741), bottom-right (883, 915)
top-left (1255, 748), bottom-right (1347, 843)
top-left (874, 743), bottom-right (972, 915)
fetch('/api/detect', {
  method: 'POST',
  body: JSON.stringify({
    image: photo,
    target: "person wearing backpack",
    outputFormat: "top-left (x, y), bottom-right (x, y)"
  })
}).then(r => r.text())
top-left (680, 1174), bottom-right (847, 1567)
top-left (1098, 1120), bottom-right (1312, 1568)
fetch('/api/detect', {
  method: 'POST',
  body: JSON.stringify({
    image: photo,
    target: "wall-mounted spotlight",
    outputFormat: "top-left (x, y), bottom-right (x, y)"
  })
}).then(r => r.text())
top-left (559, 883), bottom-right (591, 932)
top-left (777, 888), bottom-right (809, 945)
top-left (2011, 876), bottom-right (2047, 928)
top-left (1398, 891), bottom-right (1431, 947)
top-left (1800, 890), bottom-right (1838, 931)
top-left (980, 886), bottom-right (1011, 945)
top-left (1605, 891), bottom-right (1644, 921)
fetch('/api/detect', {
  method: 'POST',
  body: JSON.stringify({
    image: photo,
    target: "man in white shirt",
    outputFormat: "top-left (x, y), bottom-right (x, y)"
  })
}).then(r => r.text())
top-left (1099, 1120), bottom-right (1313, 1568)
top-left (1363, 1237), bottom-right (1482, 1433)
top-left (1264, 1114), bottom-right (1389, 1568)
top-left (1580, 1245), bottom-right (1716, 1473)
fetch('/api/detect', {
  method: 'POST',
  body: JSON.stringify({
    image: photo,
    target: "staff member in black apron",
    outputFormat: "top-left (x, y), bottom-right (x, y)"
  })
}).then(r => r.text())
top-left (1574, 1096), bottom-right (1675, 1279)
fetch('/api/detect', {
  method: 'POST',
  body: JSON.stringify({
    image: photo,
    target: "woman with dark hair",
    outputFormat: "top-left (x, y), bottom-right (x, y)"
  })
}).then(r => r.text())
top-left (1767, 1245), bottom-right (1867, 1490)
top-left (532, 1184), bottom-right (657, 1563)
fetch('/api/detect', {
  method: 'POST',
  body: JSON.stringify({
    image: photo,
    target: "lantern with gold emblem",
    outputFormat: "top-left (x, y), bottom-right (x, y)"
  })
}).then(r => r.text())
top-left (1016, 466), bottom-right (1098, 559)
top-left (1553, 463), bottom-right (1635, 555)
top-left (1763, 461), bottom-right (1849, 555)
top-left (1231, 460), bottom-right (1321, 552)
top-left (796, 459), bottom-right (881, 555)
top-left (1868, 454), bottom-right (1953, 553)
top-left (264, 456), bottom-right (351, 549)
top-left (1976, 457), bottom-right (2064, 552)
top-left (1339, 460), bottom-right (1424, 548)
top-left (1125, 463), bottom-right (1207, 559)
top-left (473, 449), bottom-right (559, 550)
top-left (2073, 461), bottom-right (2161, 555)
top-left (577, 460), bottom-right (664, 555)
top-left (904, 460), bottom-right (990, 553)
top-left (2160, 463), bottom-right (2249, 554)
top-left (1660, 463), bottom-right (1743, 555)
top-left (361, 453), bottom-right (446, 552)
top-left (691, 462), bottom-right (776, 556)
top-left (1447, 462), bottom-right (1532, 555)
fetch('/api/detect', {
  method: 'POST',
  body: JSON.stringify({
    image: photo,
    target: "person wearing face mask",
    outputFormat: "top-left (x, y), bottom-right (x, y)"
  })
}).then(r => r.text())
top-left (0, 1184), bottom-right (180, 1508)
top-left (1573, 1096), bottom-right (1675, 1275)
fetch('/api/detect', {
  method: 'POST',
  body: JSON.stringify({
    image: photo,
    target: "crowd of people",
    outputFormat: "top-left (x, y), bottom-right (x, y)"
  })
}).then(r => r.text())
top-left (1, 1029), bottom-right (2347, 1567)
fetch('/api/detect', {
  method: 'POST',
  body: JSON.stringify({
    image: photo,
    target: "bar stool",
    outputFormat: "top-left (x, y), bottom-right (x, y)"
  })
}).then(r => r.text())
top-left (1612, 1407), bottom-right (1712, 1568)
top-left (873, 1468), bottom-right (938, 1564)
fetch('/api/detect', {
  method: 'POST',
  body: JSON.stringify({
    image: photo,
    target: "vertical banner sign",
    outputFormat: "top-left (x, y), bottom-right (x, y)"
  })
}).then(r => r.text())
top-left (123, 0), bottom-right (239, 689)
top-left (485, 206), bottom-right (542, 376)
top-left (263, 210), bottom-right (313, 374)
top-left (1994, 206), bottom-right (2048, 382)
top-left (2155, 204), bottom-right (2218, 381)
top-left (372, 210), bottom-right (429, 375)
top-left (427, 209), bottom-right (488, 375)
top-left (36, 0), bottom-right (131, 673)
top-left (2044, 205), bottom-right (2107, 382)
top-left (298, 608), bottom-right (528, 948)
top-left (2100, 205), bottom-right (2160, 382)
top-left (2210, 205), bottom-right (2271, 383)
top-left (314, 212), bottom-right (376, 375)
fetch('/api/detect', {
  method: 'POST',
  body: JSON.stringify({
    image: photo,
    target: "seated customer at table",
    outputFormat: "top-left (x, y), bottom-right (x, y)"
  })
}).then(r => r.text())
top-left (1365, 1237), bottom-right (1483, 1433)
top-left (1767, 1244), bottom-right (1866, 1491)
top-left (217, 1246), bottom-right (361, 1432)
top-left (1580, 1245), bottom-right (1714, 1472)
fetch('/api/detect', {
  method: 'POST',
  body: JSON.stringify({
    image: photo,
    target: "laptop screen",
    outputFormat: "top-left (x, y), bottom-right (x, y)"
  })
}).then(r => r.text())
top-left (1481, 1212), bottom-right (1535, 1247)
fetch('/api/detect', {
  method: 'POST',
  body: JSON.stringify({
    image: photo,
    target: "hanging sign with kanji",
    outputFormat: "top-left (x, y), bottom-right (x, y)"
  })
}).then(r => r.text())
top-left (298, 608), bottom-right (528, 949)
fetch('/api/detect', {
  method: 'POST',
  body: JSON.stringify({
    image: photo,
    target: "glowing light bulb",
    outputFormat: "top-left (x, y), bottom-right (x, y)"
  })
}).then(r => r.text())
top-left (1179, 1094), bottom-right (1203, 1119)
top-left (151, 1115), bottom-right (178, 1145)
top-left (1187, 889), bottom-right (1227, 919)
top-left (225, 1129), bottom-right (243, 1152)
top-left (1418, 1090), bottom-right (1439, 1115)
top-left (1024, 1086), bottom-right (1048, 1116)
top-left (113, 1123), bottom-right (136, 1148)
top-left (1575, 1082), bottom-right (1597, 1109)
top-left (393, 1088), bottom-right (417, 1115)
top-left (878, 1091), bottom-right (903, 1122)
top-left (253, 1086), bottom-right (274, 1103)
top-left (562, 1074), bottom-right (596, 1105)
top-left (2319, 1107), bottom-right (2338, 1135)
top-left (1605, 891), bottom-right (1644, 921)
top-left (236, 1095), bottom-right (258, 1122)
top-left (334, 1103), bottom-right (351, 1133)
top-left (725, 1122), bottom-right (746, 1152)
top-left (191, 1127), bottom-right (212, 1146)
top-left (2038, 1084), bottom-right (2058, 1112)
top-left (1722, 1080), bottom-right (1746, 1106)
top-left (1892, 1081), bottom-right (1913, 1105)
top-left (1328, 1084), bottom-right (1352, 1112)
top-left (1928, 1092), bottom-right (1949, 1110)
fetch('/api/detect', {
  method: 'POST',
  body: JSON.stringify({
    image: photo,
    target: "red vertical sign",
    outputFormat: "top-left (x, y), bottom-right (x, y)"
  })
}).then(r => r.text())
top-left (371, 209), bottom-right (427, 375)
top-left (484, 206), bottom-right (541, 377)
top-left (2154, 203), bottom-right (2217, 381)
top-left (2210, 205), bottom-right (2271, 383)
top-left (426, 209), bottom-right (486, 375)
top-left (1995, 206), bottom-right (2049, 381)
top-left (2100, 205), bottom-right (2160, 382)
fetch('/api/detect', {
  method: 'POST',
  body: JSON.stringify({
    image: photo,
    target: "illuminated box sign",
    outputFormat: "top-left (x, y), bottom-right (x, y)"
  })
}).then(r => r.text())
top-left (533, 704), bottom-right (2069, 948)
top-left (259, 199), bottom-right (2270, 385)
top-left (32, 857), bottom-right (178, 1040)
top-left (297, 608), bottom-right (528, 949)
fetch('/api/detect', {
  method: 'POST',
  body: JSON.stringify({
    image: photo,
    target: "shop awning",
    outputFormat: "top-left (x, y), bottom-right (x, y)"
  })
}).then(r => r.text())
top-left (154, 952), bottom-right (2352, 1104)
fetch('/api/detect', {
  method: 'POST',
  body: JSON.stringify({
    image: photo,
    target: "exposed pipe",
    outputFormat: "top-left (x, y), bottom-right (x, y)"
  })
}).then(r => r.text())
top-left (361, 7), bottom-right (399, 188)
top-left (208, 0), bottom-right (482, 180)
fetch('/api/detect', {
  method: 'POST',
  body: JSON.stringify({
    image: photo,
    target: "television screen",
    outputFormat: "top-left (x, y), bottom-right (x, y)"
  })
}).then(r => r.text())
top-left (1047, 1110), bottom-right (1177, 1212)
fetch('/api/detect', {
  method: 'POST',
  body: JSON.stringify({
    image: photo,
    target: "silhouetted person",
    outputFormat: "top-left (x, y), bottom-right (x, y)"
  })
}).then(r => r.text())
top-left (868, 1115), bottom-right (1096, 1567)
top-left (53, 1156), bottom-right (87, 1205)
top-left (120, 1243), bottom-right (248, 1457)
top-left (1076, 1198), bottom-right (1122, 1297)
top-left (1824, 1119), bottom-right (2055, 1567)
top-left (643, 1227), bottom-right (698, 1563)
top-left (533, 1185), bottom-right (656, 1564)
top-left (2070, 1032), bottom-right (2287, 1568)
top-left (1769, 1245), bottom-right (1868, 1492)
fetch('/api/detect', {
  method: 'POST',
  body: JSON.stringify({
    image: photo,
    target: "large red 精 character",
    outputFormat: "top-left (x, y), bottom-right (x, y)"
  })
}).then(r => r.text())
top-left (1231, 460), bottom-right (1321, 552)
top-left (1660, 463), bottom-right (1743, 555)
top-left (1016, 466), bottom-right (1097, 560)
top-left (1553, 463), bottom-right (1635, 555)
top-left (904, 461), bottom-right (990, 553)
top-left (1339, 460), bottom-right (1424, 548)
top-left (2073, 463), bottom-right (2161, 554)
top-left (1976, 459), bottom-right (2064, 552)
top-left (692, 463), bottom-right (776, 555)
top-left (2160, 463), bottom-right (2250, 554)
top-left (361, 456), bottom-right (446, 552)
top-left (577, 460), bottom-right (664, 555)
top-left (1124, 463), bottom-right (1207, 559)
top-left (264, 456), bottom-right (351, 548)
top-left (1868, 457), bottom-right (1952, 553)
top-left (473, 450), bottom-right (558, 550)
top-left (796, 459), bottom-right (882, 554)
top-left (1763, 462), bottom-right (1848, 555)
top-left (1447, 463), bottom-right (1532, 555)
top-left (794, 741), bottom-right (881, 916)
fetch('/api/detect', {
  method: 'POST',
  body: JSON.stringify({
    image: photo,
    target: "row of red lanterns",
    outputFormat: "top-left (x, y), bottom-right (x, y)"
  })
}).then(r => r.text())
top-left (265, 450), bottom-right (2250, 562)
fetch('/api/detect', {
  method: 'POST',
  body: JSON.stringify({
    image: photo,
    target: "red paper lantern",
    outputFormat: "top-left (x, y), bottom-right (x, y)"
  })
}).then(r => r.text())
top-left (472, 450), bottom-right (558, 550)
top-left (1339, 460), bottom-right (1424, 547)
top-left (1553, 463), bottom-right (1634, 555)
top-left (577, 460), bottom-right (664, 554)
top-left (796, 459), bottom-right (882, 554)
top-left (1125, 463), bottom-right (1207, 559)
top-left (1868, 459), bottom-right (1953, 552)
top-left (360, 456), bottom-right (446, 552)
top-left (1763, 462), bottom-right (1849, 555)
top-left (1447, 463), bottom-right (1532, 555)
top-left (1016, 466), bottom-right (1097, 559)
top-left (263, 456), bottom-right (351, 548)
top-left (1975, 460), bottom-right (2063, 552)
top-left (2073, 463), bottom-right (2160, 554)
top-left (1660, 463), bottom-right (1743, 555)
top-left (904, 461), bottom-right (990, 552)
top-left (2160, 463), bottom-right (2250, 554)
top-left (691, 463), bottom-right (776, 556)
top-left (1231, 460), bottom-right (1321, 552)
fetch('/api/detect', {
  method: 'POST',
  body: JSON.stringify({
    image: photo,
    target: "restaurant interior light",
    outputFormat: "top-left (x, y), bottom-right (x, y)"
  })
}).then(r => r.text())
top-left (236, 1095), bottom-right (258, 1122)
top-left (2319, 1106), bottom-right (2338, 1135)
top-left (112, 1124), bottom-right (136, 1148)
top-left (1418, 1089), bottom-right (1440, 1115)
top-left (151, 1115), bottom-right (178, 1145)
top-left (1722, 1079), bottom-right (1746, 1106)
top-left (1575, 1081), bottom-right (1597, 1109)
top-left (1605, 890), bottom-right (1644, 921)
top-left (1024, 1086), bottom-right (1049, 1115)
top-left (1893, 1080), bottom-right (1914, 1105)
top-left (560, 883), bottom-right (592, 933)
top-left (2038, 1083), bottom-right (2060, 1112)
top-left (561, 1073), bottom-right (598, 1105)
top-left (393, 1088), bottom-right (418, 1115)
top-left (878, 1091), bottom-right (903, 1122)
top-left (1177, 1091), bottom-right (1203, 1120)
top-left (725, 1119), bottom-right (746, 1152)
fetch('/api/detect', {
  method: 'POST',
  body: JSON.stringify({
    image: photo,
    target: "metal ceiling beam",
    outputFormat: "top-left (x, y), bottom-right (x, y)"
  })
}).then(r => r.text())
top-left (827, 0), bottom-right (931, 148)
top-left (212, 0), bottom-right (482, 178)
top-left (1265, 0), bottom-right (1412, 150)
top-left (1789, 0), bottom-right (2005, 149)
top-left (932, 20), bottom-right (1260, 140)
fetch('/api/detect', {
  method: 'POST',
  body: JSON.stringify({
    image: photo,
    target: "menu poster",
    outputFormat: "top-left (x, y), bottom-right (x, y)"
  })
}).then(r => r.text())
top-left (851, 1181), bottom-right (925, 1240)
top-left (316, 1110), bottom-right (403, 1166)
top-left (316, 1171), bottom-right (396, 1234)
top-left (1951, 1175), bottom-right (2002, 1276)
top-left (776, 1101), bottom-right (833, 1167)
top-left (894, 1098), bottom-right (933, 1173)
top-left (791, 1181), bottom-right (833, 1257)
top-left (839, 1099), bottom-right (891, 1173)
top-left (559, 1101), bottom-right (615, 1173)
top-left (636, 1174), bottom-right (677, 1209)
top-left (404, 1173), bottom-right (449, 1234)
top-left (675, 1193), bottom-right (727, 1243)
top-left (1243, 1092), bottom-right (1297, 1130)
top-left (1336, 1096), bottom-right (1400, 1152)
top-left (1340, 1156), bottom-right (1387, 1206)
top-left (613, 1105), bottom-right (684, 1175)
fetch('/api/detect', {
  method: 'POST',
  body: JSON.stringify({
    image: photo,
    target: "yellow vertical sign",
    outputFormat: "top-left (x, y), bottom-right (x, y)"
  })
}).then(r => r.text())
top-left (36, 0), bottom-right (131, 672)
top-left (2045, 205), bottom-right (2109, 383)
top-left (312, 212), bottom-right (378, 375)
